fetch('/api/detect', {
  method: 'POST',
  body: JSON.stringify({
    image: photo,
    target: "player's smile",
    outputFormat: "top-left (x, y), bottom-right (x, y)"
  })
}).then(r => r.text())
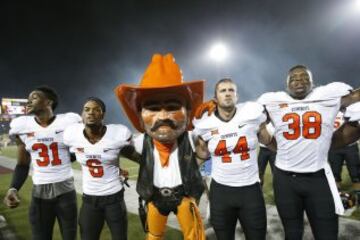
top-left (293, 84), bottom-right (307, 92)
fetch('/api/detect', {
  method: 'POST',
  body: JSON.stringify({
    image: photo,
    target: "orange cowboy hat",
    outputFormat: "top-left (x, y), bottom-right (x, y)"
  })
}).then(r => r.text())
top-left (114, 53), bottom-right (204, 133)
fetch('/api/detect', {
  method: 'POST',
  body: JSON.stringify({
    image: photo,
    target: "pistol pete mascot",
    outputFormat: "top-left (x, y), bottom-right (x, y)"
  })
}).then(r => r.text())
top-left (114, 53), bottom-right (206, 240)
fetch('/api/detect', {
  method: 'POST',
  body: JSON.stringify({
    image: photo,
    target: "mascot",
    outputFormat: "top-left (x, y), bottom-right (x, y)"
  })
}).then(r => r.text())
top-left (115, 53), bottom-right (205, 240)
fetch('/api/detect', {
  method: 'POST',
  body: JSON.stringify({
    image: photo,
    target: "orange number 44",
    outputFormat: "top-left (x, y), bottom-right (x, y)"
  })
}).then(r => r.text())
top-left (214, 136), bottom-right (250, 163)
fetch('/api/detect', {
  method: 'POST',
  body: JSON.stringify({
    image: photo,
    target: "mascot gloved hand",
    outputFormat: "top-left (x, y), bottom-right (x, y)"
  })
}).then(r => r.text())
top-left (194, 99), bottom-right (217, 119)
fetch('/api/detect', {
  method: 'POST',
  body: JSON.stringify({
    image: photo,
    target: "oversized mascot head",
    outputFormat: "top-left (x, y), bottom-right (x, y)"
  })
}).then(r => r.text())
top-left (114, 53), bottom-right (204, 143)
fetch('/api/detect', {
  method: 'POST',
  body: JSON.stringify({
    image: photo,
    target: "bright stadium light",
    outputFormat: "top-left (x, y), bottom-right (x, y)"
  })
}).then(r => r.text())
top-left (209, 42), bottom-right (229, 62)
top-left (354, 0), bottom-right (360, 12)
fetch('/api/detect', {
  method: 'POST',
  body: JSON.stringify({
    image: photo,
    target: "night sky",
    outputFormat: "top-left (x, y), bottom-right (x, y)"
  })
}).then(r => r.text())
top-left (1, 0), bottom-right (360, 130)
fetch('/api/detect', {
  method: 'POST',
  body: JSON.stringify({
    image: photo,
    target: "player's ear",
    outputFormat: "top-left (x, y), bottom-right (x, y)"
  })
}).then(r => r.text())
top-left (46, 99), bottom-right (54, 109)
top-left (101, 110), bottom-right (106, 120)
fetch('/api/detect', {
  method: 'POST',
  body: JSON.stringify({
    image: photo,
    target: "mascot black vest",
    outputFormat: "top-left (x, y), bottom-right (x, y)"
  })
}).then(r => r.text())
top-left (136, 133), bottom-right (204, 201)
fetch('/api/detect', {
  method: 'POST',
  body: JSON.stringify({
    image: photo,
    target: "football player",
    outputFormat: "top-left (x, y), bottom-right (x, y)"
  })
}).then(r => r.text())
top-left (193, 78), bottom-right (274, 240)
top-left (63, 97), bottom-right (133, 240)
top-left (257, 65), bottom-right (360, 240)
top-left (3, 86), bottom-right (81, 240)
top-left (328, 112), bottom-right (360, 191)
top-left (342, 102), bottom-right (360, 203)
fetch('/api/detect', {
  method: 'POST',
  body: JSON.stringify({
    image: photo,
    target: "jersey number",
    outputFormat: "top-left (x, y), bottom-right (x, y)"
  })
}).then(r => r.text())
top-left (32, 142), bottom-right (62, 167)
top-left (214, 136), bottom-right (250, 163)
top-left (86, 159), bottom-right (104, 178)
top-left (282, 111), bottom-right (322, 140)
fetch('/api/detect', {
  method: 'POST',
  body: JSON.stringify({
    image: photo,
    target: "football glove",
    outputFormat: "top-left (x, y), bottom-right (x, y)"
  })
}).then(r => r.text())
top-left (194, 99), bottom-right (217, 119)
top-left (340, 191), bottom-right (357, 210)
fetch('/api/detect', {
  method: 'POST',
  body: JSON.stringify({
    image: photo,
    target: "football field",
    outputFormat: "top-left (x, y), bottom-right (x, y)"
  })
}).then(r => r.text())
top-left (1, 145), bottom-right (360, 239)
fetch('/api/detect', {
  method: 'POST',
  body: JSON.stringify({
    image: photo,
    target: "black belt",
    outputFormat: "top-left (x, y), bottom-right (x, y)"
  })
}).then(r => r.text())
top-left (152, 185), bottom-right (185, 215)
top-left (276, 167), bottom-right (325, 177)
top-left (153, 185), bottom-right (185, 198)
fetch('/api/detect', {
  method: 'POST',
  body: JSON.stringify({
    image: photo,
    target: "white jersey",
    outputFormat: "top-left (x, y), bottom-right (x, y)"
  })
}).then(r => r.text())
top-left (345, 102), bottom-right (360, 122)
top-left (9, 113), bottom-right (81, 185)
top-left (258, 82), bottom-right (352, 173)
top-left (193, 102), bottom-right (266, 187)
top-left (63, 124), bottom-right (131, 196)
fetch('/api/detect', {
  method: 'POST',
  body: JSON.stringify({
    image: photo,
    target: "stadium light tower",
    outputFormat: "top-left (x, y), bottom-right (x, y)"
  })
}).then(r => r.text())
top-left (209, 42), bottom-right (229, 63)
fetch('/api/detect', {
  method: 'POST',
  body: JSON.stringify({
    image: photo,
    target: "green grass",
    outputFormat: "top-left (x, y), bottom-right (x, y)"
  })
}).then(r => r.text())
top-left (262, 166), bottom-right (275, 205)
top-left (0, 173), bottom-right (182, 240)
top-left (0, 145), bottom-right (17, 159)
top-left (120, 158), bottom-right (139, 180)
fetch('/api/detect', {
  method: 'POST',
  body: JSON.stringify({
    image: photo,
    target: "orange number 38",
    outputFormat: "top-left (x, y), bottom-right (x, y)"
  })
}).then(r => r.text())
top-left (282, 111), bottom-right (322, 140)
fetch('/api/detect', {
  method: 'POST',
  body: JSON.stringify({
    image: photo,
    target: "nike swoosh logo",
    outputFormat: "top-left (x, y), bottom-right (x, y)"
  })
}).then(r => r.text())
top-left (103, 148), bottom-right (117, 152)
top-left (55, 130), bottom-right (64, 134)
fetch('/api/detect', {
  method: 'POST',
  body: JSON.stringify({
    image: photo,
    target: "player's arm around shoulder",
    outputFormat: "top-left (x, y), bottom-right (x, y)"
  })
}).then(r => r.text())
top-left (64, 112), bottom-right (82, 124)
top-left (331, 101), bottom-right (360, 149)
top-left (118, 125), bottom-right (141, 164)
top-left (120, 144), bottom-right (141, 164)
top-left (258, 122), bottom-right (277, 152)
top-left (194, 136), bottom-right (210, 166)
top-left (63, 122), bottom-right (81, 162)
top-left (3, 135), bottom-right (31, 208)
top-left (192, 115), bottom-right (211, 165)
top-left (337, 82), bottom-right (360, 108)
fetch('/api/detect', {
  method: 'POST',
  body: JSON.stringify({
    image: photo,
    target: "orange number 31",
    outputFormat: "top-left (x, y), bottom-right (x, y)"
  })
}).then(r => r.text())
top-left (32, 142), bottom-right (62, 167)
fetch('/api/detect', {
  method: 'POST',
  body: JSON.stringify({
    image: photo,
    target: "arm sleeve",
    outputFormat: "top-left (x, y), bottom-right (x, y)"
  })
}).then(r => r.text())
top-left (10, 164), bottom-right (30, 191)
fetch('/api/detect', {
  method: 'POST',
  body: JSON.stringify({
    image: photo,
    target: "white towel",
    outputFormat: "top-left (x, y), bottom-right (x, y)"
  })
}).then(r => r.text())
top-left (324, 163), bottom-right (344, 215)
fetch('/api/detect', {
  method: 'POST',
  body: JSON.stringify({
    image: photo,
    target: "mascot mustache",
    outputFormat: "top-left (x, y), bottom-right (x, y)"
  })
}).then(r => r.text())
top-left (151, 119), bottom-right (177, 131)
